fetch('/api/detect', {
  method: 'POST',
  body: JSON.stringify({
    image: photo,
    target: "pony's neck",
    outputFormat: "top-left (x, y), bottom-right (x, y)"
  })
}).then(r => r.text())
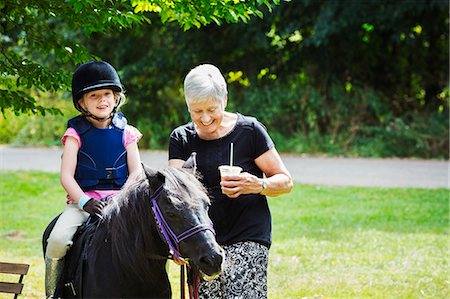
top-left (102, 188), bottom-right (169, 278)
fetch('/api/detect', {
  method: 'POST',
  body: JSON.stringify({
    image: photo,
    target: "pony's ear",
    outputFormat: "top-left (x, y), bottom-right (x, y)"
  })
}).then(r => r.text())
top-left (142, 163), bottom-right (154, 177)
top-left (182, 152), bottom-right (197, 174)
top-left (142, 163), bottom-right (165, 191)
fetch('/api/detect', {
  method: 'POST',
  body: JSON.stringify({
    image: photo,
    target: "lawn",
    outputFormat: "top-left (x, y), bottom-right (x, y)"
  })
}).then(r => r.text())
top-left (0, 171), bottom-right (448, 299)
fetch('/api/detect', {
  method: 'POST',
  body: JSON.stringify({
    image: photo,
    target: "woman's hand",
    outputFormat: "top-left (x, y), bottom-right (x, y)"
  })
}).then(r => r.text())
top-left (220, 172), bottom-right (263, 198)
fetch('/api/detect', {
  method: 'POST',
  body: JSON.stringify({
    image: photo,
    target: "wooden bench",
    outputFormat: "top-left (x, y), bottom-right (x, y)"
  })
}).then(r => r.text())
top-left (0, 262), bottom-right (30, 299)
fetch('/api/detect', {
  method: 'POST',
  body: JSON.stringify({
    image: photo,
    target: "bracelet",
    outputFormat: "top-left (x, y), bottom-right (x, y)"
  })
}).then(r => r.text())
top-left (78, 194), bottom-right (91, 209)
top-left (259, 178), bottom-right (269, 194)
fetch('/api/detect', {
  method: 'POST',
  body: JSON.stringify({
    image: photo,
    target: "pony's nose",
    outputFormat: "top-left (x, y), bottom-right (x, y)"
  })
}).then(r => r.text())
top-left (198, 251), bottom-right (223, 272)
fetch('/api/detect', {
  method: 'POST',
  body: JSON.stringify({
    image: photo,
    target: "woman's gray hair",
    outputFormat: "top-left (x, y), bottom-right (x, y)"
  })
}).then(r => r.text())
top-left (184, 64), bottom-right (228, 105)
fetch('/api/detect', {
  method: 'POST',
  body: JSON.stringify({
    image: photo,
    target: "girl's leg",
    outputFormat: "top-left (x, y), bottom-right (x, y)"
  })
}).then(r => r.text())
top-left (46, 203), bottom-right (88, 258)
top-left (45, 204), bottom-right (88, 298)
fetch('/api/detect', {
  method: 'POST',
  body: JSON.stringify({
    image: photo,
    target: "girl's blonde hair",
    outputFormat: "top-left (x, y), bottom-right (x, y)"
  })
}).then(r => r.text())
top-left (114, 91), bottom-right (126, 111)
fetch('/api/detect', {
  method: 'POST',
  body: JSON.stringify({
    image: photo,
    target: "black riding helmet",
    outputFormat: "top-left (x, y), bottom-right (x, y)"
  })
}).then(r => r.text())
top-left (72, 60), bottom-right (123, 113)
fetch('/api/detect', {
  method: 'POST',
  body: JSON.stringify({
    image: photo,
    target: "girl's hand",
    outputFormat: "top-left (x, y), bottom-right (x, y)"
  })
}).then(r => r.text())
top-left (83, 199), bottom-right (106, 218)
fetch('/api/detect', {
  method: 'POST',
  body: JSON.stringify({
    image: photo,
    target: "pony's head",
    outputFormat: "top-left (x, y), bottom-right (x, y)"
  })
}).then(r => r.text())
top-left (143, 160), bottom-right (223, 280)
top-left (104, 157), bottom-right (223, 282)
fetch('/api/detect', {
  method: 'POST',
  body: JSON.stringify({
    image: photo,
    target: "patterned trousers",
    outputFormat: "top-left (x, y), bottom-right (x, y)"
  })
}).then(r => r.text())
top-left (199, 241), bottom-right (269, 299)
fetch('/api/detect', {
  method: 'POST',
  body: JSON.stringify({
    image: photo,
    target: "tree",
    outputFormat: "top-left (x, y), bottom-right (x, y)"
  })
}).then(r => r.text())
top-left (0, 0), bottom-right (279, 116)
top-left (93, 0), bottom-right (447, 156)
top-left (2, 0), bottom-right (448, 157)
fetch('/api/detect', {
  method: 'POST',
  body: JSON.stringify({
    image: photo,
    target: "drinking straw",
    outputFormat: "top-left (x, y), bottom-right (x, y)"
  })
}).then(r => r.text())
top-left (230, 143), bottom-right (234, 166)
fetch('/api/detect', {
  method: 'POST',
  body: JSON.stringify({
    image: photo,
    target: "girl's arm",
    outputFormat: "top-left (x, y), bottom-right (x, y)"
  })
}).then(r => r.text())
top-left (60, 136), bottom-right (85, 204)
top-left (125, 140), bottom-right (142, 182)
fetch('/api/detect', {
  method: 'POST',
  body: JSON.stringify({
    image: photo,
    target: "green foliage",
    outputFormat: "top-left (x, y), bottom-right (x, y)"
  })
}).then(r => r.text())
top-left (1, 0), bottom-right (147, 115)
top-left (131, 0), bottom-right (280, 30)
top-left (0, 89), bottom-right (63, 117)
top-left (1, 0), bottom-right (448, 158)
top-left (353, 111), bottom-right (449, 158)
top-left (234, 78), bottom-right (448, 158)
top-left (1, 0), bottom-right (277, 116)
top-left (0, 92), bottom-right (77, 146)
top-left (85, 0), bottom-right (447, 158)
top-left (0, 0), bottom-right (278, 115)
top-left (1, 171), bottom-right (448, 298)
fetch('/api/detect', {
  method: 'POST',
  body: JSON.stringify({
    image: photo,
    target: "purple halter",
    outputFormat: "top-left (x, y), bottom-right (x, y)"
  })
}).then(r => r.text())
top-left (150, 185), bottom-right (215, 261)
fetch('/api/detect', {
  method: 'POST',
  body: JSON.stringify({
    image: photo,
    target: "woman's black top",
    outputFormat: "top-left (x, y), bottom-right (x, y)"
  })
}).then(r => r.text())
top-left (169, 113), bottom-right (274, 248)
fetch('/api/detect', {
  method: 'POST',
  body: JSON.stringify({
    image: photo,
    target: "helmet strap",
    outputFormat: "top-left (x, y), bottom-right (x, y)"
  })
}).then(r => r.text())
top-left (80, 107), bottom-right (112, 123)
top-left (78, 95), bottom-right (121, 123)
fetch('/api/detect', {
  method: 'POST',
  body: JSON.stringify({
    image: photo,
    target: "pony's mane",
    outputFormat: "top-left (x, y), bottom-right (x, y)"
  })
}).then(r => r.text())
top-left (161, 167), bottom-right (210, 208)
top-left (97, 166), bottom-right (209, 282)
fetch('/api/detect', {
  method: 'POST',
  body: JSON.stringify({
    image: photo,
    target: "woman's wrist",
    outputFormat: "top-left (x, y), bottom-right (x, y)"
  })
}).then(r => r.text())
top-left (258, 178), bottom-right (269, 194)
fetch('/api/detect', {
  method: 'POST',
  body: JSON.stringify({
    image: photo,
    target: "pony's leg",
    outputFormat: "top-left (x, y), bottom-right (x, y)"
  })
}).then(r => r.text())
top-left (45, 204), bottom-right (88, 298)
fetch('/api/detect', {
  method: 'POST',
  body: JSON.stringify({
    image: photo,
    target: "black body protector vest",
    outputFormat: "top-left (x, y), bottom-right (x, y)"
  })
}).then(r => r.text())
top-left (67, 113), bottom-right (128, 191)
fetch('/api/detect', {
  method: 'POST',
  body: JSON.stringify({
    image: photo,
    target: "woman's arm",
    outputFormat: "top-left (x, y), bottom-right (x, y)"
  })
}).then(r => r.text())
top-left (254, 147), bottom-right (293, 196)
top-left (168, 158), bottom-right (186, 168)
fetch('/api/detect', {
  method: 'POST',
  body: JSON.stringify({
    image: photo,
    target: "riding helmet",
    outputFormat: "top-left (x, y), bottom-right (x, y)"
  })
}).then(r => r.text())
top-left (72, 60), bottom-right (123, 112)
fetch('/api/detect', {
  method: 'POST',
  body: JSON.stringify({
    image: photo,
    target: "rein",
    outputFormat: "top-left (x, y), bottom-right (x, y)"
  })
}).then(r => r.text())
top-left (149, 184), bottom-right (214, 299)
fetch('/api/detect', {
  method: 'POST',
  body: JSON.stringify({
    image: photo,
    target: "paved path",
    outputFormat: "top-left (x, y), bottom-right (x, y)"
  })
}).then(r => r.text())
top-left (0, 146), bottom-right (448, 189)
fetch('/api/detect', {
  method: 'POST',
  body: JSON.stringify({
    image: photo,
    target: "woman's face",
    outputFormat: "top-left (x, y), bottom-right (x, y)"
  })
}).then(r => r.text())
top-left (78, 89), bottom-right (116, 120)
top-left (188, 99), bottom-right (225, 139)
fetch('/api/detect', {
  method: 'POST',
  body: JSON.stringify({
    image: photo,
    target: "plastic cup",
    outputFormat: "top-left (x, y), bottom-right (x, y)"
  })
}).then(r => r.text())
top-left (218, 165), bottom-right (242, 177)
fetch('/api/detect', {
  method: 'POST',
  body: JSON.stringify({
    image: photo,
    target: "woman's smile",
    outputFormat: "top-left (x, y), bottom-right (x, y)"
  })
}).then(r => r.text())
top-left (188, 100), bottom-right (225, 139)
top-left (201, 120), bottom-right (214, 126)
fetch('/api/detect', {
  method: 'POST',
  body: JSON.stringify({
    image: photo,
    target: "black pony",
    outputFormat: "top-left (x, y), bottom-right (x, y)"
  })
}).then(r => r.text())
top-left (42, 163), bottom-right (223, 298)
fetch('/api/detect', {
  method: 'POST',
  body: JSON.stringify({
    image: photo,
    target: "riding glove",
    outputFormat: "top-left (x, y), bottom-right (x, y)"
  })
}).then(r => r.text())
top-left (83, 198), bottom-right (106, 217)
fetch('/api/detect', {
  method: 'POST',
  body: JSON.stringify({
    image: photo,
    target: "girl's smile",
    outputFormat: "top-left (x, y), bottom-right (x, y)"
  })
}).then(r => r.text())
top-left (78, 89), bottom-right (117, 127)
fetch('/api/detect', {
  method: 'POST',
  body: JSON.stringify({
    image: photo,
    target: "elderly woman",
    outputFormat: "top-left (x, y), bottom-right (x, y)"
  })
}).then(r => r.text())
top-left (168, 64), bottom-right (293, 299)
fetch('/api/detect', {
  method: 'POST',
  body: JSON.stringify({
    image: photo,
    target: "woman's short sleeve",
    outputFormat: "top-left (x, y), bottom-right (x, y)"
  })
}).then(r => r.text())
top-left (168, 124), bottom-right (195, 161)
top-left (251, 118), bottom-right (274, 159)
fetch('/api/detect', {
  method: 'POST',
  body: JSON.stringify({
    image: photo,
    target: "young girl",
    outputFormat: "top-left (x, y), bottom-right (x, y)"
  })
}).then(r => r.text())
top-left (45, 60), bottom-right (142, 298)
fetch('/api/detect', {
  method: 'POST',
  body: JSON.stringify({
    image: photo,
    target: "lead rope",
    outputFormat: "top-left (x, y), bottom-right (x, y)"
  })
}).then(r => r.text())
top-left (180, 264), bottom-right (200, 299)
top-left (181, 265), bottom-right (186, 299)
top-left (187, 265), bottom-right (200, 299)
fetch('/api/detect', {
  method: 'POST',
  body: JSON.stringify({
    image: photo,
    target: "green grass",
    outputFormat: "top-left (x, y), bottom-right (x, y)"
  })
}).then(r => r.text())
top-left (269, 186), bottom-right (449, 298)
top-left (0, 171), bottom-right (448, 299)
